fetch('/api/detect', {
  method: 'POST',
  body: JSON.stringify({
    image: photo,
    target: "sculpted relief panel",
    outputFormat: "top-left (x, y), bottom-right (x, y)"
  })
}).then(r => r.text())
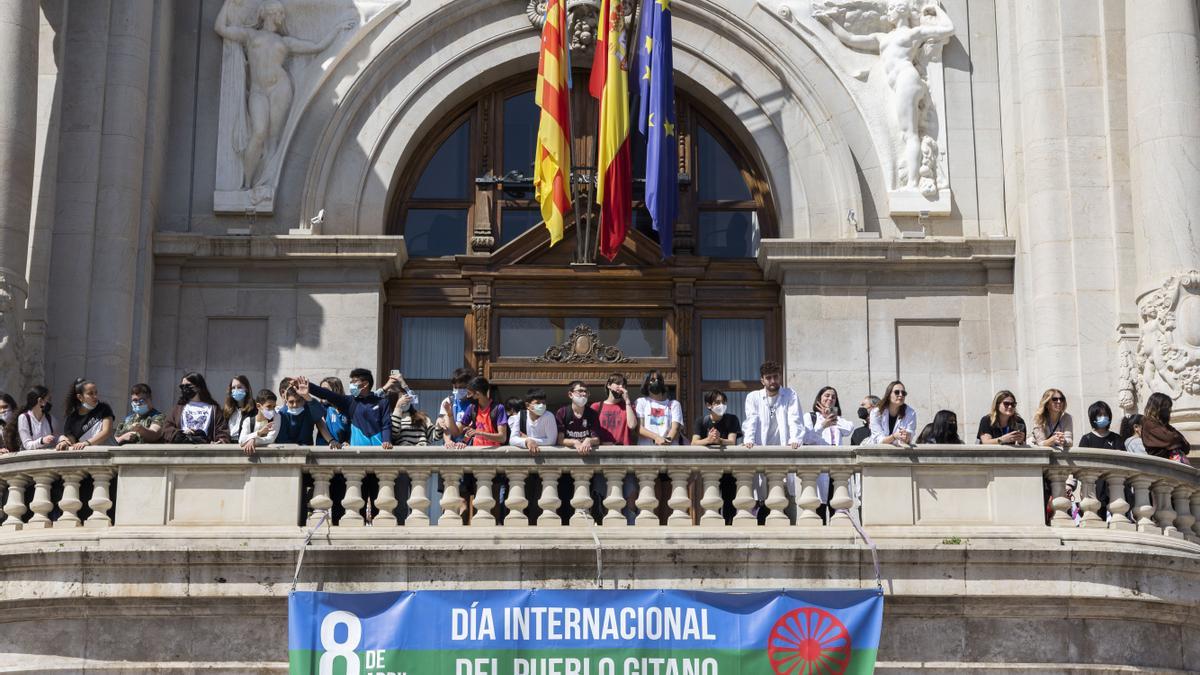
top-left (1135, 271), bottom-right (1200, 411)
top-left (762, 0), bottom-right (955, 215)
top-left (212, 0), bottom-right (399, 215)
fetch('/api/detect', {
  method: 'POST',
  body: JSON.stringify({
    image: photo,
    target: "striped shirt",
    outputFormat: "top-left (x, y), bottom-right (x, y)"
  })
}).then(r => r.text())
top-left (390, 412), bottom-right (432, 446)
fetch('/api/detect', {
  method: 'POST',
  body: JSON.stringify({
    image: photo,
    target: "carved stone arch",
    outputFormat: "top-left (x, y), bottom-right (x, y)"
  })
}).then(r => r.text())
top-left (282, 0), bottom-right (887, 240)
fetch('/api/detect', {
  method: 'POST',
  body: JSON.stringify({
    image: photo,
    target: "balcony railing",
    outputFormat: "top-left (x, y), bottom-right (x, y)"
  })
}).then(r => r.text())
top-left (0, 445), bottom-right (1196, 544)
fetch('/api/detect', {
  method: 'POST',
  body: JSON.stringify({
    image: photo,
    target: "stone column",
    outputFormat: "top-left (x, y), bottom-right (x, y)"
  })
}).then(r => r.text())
top-left (0, 0), bottom-right (40, 395)
top-left (1126, 0), bottom-right (1200, 439)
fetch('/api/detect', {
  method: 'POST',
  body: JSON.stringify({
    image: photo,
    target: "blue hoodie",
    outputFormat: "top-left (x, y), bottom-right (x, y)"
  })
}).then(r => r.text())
top-left (307, 383), bottom-right (391, 446)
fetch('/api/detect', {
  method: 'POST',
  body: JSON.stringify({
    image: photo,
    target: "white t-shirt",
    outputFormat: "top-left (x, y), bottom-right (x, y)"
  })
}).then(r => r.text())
top-left (509, 410), bottom-right (559, 448)
top-left (635, 397), bottom-right (683, 445)
top-left (182, 402), bottom-right (214, 435)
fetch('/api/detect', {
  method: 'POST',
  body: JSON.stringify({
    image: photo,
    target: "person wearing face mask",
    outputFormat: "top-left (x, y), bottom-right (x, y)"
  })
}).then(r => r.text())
top-left (113, 383), bottom-right (165, 445)
top-left (591, 373), bottom-right (638, 445)
top-left (298, 369), bottom-right (392, 447)
top-left (445, 376), bottom-right (509, 447)
top-left (742, 361), bottom-right (803, 449)
top-left (850, 396), bottom-right (879, 446)
top-left (55, 378), bottom-right (115, 450)
top-left (163, 372), bottom-right (230, 444)
top-left (635, 371), bottom-right (684, 446)
top-left (0, 392), bottom-right (20, 453)
top-left (436, 368), bottom-right (476, 448)
top-left (390, 391), bottom-right (434, 446)
top-left (17, 385), bottom-right (57, 450)
top-left (556, 381), bottom-right (601, 455)
top-left (238, 389), bottom-right (280, 454)
top-left (275, 386), bottom-right (334, 446)
top-left (510, 388), bottom-right (559, 454)
top-left (223, 375), bottom-right (256, 444)
top-left (691, 390), bottom-right (741, 447)
top-left (1077, 401), bottom-right (1124, 450)
top-left (1119, 414), bottom-right (1145, 454)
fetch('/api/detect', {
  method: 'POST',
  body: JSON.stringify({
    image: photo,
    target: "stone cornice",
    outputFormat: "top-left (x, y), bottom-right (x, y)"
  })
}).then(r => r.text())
top-left (758, 237), bottom-right (1017, 285)
top-left (153, 233), bottom-right (408, 277)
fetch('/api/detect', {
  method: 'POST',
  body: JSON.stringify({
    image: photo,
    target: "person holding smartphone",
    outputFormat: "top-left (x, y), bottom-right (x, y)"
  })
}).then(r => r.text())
top-left (868, 380), bottom-right (917, 446)
top-left (591, 373), bottom-right (638, 445)
top-left (801, 386), bottom-right (855, 446)
top-left (977, 390), bottom-right (1027, 445)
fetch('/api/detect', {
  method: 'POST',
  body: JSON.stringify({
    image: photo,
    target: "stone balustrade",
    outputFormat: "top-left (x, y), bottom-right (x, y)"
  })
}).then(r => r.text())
top-left (0, 445), bottom-right (1195, 544)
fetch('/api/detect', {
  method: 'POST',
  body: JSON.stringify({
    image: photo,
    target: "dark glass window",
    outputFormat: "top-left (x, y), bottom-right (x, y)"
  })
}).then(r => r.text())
top-left (697, 211), bottom-right (759, 258)
top-left (413, 123), bottom-right (469, 199)
top-left (405, 209), bottom-right (468, 257)
top-left (697, 126), bottom-right (751, 202)
top-left (503, 92), bottom-right (539, 177)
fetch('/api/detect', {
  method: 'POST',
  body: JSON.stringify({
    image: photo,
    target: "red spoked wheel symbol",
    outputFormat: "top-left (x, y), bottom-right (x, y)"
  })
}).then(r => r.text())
top-left (766, 607), bottom-right (852, 675)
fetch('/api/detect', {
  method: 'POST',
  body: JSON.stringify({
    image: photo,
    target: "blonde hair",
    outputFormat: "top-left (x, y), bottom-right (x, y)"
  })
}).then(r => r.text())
top-left (988, 390), bottom-right (1017, 427)
top-left (1032, 389), bottom-right (1065, 430)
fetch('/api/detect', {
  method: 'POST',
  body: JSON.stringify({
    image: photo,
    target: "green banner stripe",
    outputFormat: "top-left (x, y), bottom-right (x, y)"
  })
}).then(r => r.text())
top-left (289, 647), bottom-right (878, 675)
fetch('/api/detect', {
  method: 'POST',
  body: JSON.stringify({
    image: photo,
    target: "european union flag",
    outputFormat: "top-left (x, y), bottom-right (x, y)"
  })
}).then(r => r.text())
top-left (635, 0), bottom-right (677, 257)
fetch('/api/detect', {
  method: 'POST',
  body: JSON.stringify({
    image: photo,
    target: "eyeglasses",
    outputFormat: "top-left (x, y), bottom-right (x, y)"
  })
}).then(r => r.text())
top-left (130, 398), bottom-right (147, 405)
top-left (1050, 397), bottom-right (1065, 403)
top-left (893, 390), bottom-right (907, 397)
top-left (1000, 401), bottom-right (1016, 408)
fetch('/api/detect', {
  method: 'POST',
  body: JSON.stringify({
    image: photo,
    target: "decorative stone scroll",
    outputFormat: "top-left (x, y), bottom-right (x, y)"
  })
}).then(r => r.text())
top-left (523, 0), bottom-right (603, 52)
top-left (1135, 271), bottom-right (1200, 405)
top-left (531, 324), bottom-right (632, 364)
top-left (763, 0), bottom-right (955, 216)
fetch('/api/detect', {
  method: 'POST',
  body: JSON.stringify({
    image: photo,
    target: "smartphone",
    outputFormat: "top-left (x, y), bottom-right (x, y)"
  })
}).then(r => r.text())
top-left (389, 369), bottom-right (401, 379)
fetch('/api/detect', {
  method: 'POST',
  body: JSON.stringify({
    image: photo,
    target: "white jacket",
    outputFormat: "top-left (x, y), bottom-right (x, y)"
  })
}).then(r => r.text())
top-left (509, 410), bottom-right (559, 448)
top-left (801, 410), bottom-right (856, 446)
top-left (868, 406), bottom-right (918, 444)
top-left (238, 414), bottom-right (279, 446)
top-left (742, 388), bottom-right (804, 446)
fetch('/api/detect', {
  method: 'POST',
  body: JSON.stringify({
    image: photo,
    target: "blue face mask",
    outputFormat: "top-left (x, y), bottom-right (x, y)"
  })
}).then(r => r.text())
top-left (1094, 416), bottom-right (1110, 429)
top-left (131, 402), bottom-right (149, 416)
top-left (349, 383), bottom-right (360, 396)
top-left (287, 406), bottom-right (303, 416)
top-left (231, 388), bottom-right (247, 402)
top-left (452, 388), bottom-right (468, 401)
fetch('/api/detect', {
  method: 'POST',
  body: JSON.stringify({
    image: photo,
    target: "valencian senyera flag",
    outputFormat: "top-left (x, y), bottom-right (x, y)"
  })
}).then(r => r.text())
top-left (635, 0), bottom-right (678, 257)
top-left (534, 0), bottom-right (573, 247)
top-left (590, 0), bottom-right (633, 261)
top-left (289, 588), bottom-right (884, 674)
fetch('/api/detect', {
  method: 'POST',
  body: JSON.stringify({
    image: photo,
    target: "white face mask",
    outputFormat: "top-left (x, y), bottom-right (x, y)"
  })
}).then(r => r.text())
top-left (571, 395), bottom-right (588, 407)
top-left (81, 401), bottom-right (96, 411)
top-left (711, 404), bottom-right (727, 417)
top-left (531, 403), bottom-right (547, 416)
top-left (0, 411), bottom-right (13, 424)
top-left (261, 408), bottom-right (276, 421)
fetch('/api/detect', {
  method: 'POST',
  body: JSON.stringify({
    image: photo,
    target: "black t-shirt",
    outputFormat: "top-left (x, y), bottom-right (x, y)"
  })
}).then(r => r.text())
top-left (555, 405), bottom-right (601, 441)
top-left (1078, 431), bottom-right (1124, 450)
top-left (976, 414), bottom-right (1025, 442)
top-left (66, 403), bottom-right (115, 442)
top-left (850, 425), bottom-right (871, 446)
top-left (694, 413), bottom-right (742, 443)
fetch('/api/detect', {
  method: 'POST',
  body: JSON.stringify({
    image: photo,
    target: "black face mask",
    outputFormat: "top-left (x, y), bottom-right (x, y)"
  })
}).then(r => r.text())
top-left (42, 401), bottom-right (53, 415)
top-left (649, 383), bottom-right (666, 396)
top-left (179, 384), bottom-right (197, 404)
top-left (857, 406), bottom-right (869, 422)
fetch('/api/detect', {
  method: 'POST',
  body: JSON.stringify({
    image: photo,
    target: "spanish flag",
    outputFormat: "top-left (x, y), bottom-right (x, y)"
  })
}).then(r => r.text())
top-left (590, 0), bottom-right (632, 261)
top-left (534, 0), bottom-right (573, 246)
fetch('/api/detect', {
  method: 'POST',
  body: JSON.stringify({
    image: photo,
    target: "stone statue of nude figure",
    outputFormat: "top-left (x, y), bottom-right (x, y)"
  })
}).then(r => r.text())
top-left (815, 1), bottom-right (954, 192)
top-left (215, 0), bottom-right (355, 188)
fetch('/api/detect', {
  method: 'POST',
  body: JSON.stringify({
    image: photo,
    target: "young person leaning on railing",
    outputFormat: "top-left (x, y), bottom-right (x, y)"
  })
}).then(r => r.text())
top-left (0, 392), bottom-right (18, 453)
top-left (1141, 393), bottom-right (1191, 464)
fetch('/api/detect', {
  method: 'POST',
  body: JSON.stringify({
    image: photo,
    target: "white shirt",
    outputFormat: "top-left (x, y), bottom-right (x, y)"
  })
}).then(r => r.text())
top-left (509, 410), bottom-right (559, 448)
top-left (635, 397), bottom-right (683, 445)
top-left (182, 402), bottom-right (215, 435)
top-left (238, 415), bottom-right (279, 446)
top-left (18, 411), bottom-right (57, 450)
top-left (742, 388), bottom-right (803, 446)
top-left (868, 406), bottom-right (918, 444)
top-left (801, 410), bottom-right (856, 446)
top-left (228, 408), bottom-right (246, 441)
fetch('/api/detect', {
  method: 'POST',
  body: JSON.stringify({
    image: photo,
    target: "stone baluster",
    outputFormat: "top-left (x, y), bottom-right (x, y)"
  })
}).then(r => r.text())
top-left (1104, 472), bottom-right (1135, 532)
top-left (536, 469), bottom-right (562, 526)
top-left (731, 471), bottom-right (756, 525)
top-left (439, 470), bottom-right (466, 527)
top-left (1152, 480), bottom-right (1178, 537)
top-left (634, 470), bottom-right (660, 527)
top-left (1191, 491), bottom-right (1200, 541)
top-left (405, 470), bottom-right (431, 526)
top-left (472, 470), bottom-right (497, 527)
top-left (503, 470), bottom-right (529, 526)
top-left (26, 472), bottom-right (56, 529)
top-left (667, 470), bottom-right (692, 526)
top-left (85, 470), bottom-right (114, 528)
top-left (764, 471), bottom-right (790, 527)
top-left (2, 476), bottom-right (28, 531)
top-left (601, 470), bottom-right (626, 526)
top-left (1130, 476), bottom-right (1158, 534)
top-left (1046, 469), bottom-right (1074, 528)
top-left (1075, 470), bottom-right (1105, 529)
top-left (828, 470), bottom-right (855, 528)
top-left (569, 471), bottom-right (594, 526)
top-left (307, 469), bottom-right (334, 527)
top-left (1171, 486), bottom-right (1194, 541)
top-left (795, 471), bottom-right (823, 527)
top-left (339, 470), bottom-right (366, 527)
top-left (373, 470), bottom-right (399, 526)
top-left (698, 471), bottom-right (724, 526)
top-left (56, 471), bottom-right (84, 528)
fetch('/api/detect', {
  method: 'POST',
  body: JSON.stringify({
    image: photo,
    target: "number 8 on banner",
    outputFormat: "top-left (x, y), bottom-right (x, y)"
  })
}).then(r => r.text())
top-left (319, 611), bottom-right (362, 675)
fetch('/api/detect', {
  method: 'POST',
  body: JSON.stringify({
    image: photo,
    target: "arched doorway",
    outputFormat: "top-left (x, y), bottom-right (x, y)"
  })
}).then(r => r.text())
top-left (382, 73), bottom-right (782, 420)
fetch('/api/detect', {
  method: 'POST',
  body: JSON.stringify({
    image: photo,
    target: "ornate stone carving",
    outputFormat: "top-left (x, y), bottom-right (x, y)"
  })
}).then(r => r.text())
top-left (0, 271), bottom-right (30, 395)
top-left (532, 324), bottom-right (632, 364)
top-left (1135, 271), bottom-right (1200, 402)
top-left (1117, 340), bottom-right (1139, 415)
top-left (213, 0), bottom-right (364, 215)
top-left (524, 0), bottom-right (603, 52)
top-left (813, 0), bottom-right (953, 198)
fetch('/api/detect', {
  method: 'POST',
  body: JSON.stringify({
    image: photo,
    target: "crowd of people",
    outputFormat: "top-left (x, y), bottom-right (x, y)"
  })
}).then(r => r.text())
top-left (0, 361), bottom-right (1192, 465)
